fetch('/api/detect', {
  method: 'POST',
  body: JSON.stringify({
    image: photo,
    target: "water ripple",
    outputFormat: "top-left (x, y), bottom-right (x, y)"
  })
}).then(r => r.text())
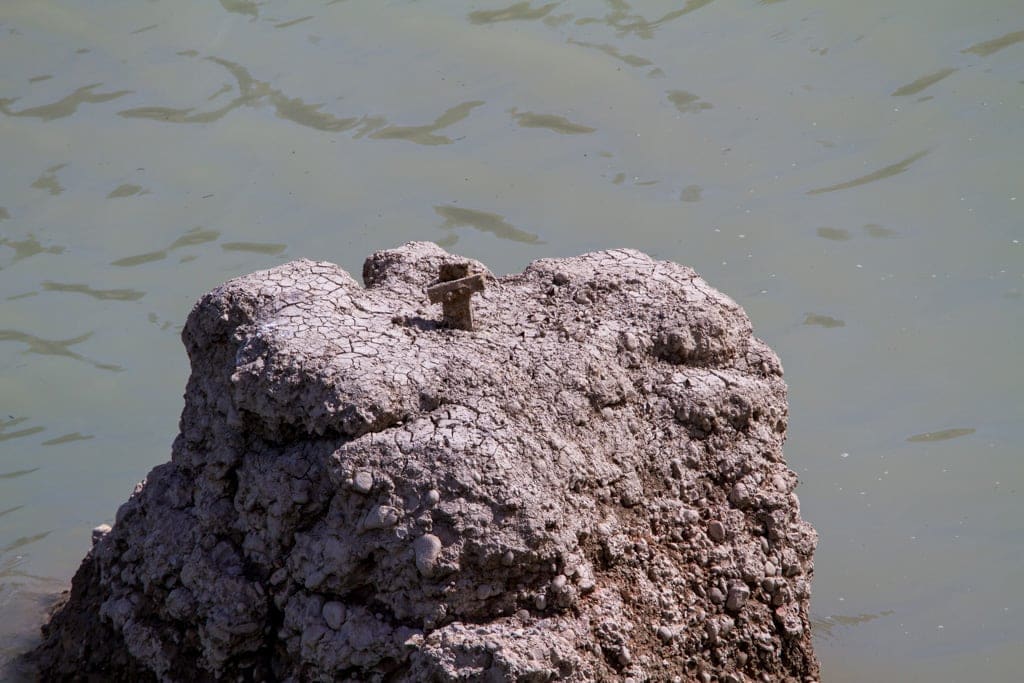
top-left (0, 84), bottom-right (132, 122)
top-left (0, 418), bottom-right (44, 444)
top-left (0, 330), bottom-right (122, 372)
top-left (0, 469), bottom-right (40, 481)
top-left (667, 90), bottom-right (713, 113)
top-left (579, 0), bottom-right (715, 39)
top-left (435, 205), bottom-right (543, 244)
top-left (510, 109), bottom-right (595, 134)
top-left (119, 55), bottom-right (476, 141)
top-left (803, 313), bottom-right (845, 328)
top-left (111, 226), bottom-right (219, 267)
top-left (370, 101), bottom-right (485, 145)
top-left (468, 2), bottom-right (558, 25)
top-left (907, 428), bottom-right (976, 443)
top-left (40, 432), bottom-right (93, 446)
top-left (107, 184), bottom-right (148, 199)
top-left (29, 164), bottom-right (66, 196)
top-left (0, 532), bottom-right (52, 555)
top-left (962, 29), bottom-right (1024, 57)
top-left (41, 282), bottom-right (145, 301)
top-left (807, 150), bottom-right (930, 195)
top-left (816, 227), bottom-right (851, 241)
top-left (274, 16), bottom-right (313, 29)
top-left (0, 235), bottom-right (64, 264)
top-left (219, 0), bottom-right (258, 18)
top-left (568, 39), bottom-right (653, 68)
top-left (891, 68), bottom-right (956, 97)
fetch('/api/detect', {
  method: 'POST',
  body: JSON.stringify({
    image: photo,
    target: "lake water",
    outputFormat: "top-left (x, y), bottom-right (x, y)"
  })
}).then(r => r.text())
top-left (1, 1), bottom-right (1021, 679)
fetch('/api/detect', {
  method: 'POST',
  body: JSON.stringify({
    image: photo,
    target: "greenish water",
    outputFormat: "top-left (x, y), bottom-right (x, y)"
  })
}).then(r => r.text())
top-left (1, 1), bottom-right (1021, 679)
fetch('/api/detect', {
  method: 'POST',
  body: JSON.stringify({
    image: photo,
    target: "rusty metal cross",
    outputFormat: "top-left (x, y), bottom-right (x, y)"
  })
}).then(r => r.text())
top-left (426, 262), bottom-right (485, 331)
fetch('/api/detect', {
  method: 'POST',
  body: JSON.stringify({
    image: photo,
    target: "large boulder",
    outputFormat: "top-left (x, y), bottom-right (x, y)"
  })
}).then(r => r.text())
top-left (31, 242), bottom-right (819, 681)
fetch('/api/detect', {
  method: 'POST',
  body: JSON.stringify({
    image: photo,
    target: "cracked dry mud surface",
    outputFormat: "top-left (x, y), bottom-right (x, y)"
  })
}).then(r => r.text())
top-left (31, 242), bottom-right (819, 682)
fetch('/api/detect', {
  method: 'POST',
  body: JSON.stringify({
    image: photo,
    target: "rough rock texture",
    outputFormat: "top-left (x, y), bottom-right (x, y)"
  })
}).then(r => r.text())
top-left (31, 242), bottom-right (819, 682)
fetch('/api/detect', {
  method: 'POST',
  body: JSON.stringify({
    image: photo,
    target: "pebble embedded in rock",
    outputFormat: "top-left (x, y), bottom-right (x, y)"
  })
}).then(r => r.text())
top-left (709, 587), bottom-right (726, 604)
top-left (363, 505), bottom-right (400, 530)
top-left (353, 470), bottom-right (374, 493)
top-left (425, 489), bottom-right (440, 506)
top-left (322, 601), bottom-right (346, 630)
top-left (726, 583), bottom-right (750, 612)
top-left (729, 483), bottom-right (750, 508)
top-left (657, 625), bottom-right (674, 643)
top-left (413, 533), bottom-right (443, 576)
top-left (708, 520), bottom-right (727, 542)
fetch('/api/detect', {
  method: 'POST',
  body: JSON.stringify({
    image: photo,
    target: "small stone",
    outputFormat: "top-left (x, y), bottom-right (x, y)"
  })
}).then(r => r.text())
top-left (353, 471), bottom-right (373, 493)
top-left (623, 332), bottom-right (639, 351)
top-left (726, 583), bottom-right (750, 612)
top-left (322, 601), bottom-right (346, 630)
top-left (708, 520), bottom-right (726, 542)
top-left (425, 489), bottom-right (440, 506)
top-left (362, 505), bottom-right (400, 530)
top-left (618, 645), bottom-right (632, 666)
top-left (729, 482), bottom-right (750, 508)
top-left (501, 550), bottom-right (515, 566)
top-left (534, 593), bottom-right (547, 610)
top-left (773, 584), bottom-right (792, 607)
top-left (413, 534), bottom-right (443, 576)
top-left (709, 587), bottom-right (726, 604)
top-left (552, 574), bottom-right (568, 591)
top-left (657, 625), bottom-right (674, 643)
top-left (553, 271), bottom-right (570, 286)
top-left (774, 605), bottom-right (804, 637)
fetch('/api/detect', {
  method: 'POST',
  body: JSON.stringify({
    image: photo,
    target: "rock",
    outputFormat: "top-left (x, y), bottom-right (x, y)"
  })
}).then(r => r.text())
top-left (413, 534), bottom-right (443, 577)
top-left (353, 470), bottom-right (374, 493)
top-left (91, 524), bottom-right (112, 546)
top-left (28, 242), bottom-right (819, 681)
top-left (727, 583), bottom-right (751, 612)
top-left (322, 601), bottom-right (346, 630)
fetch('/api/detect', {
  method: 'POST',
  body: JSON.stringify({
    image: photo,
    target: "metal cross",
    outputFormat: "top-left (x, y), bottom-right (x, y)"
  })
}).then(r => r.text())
top-left (426, 262), bottom-right (485, 331)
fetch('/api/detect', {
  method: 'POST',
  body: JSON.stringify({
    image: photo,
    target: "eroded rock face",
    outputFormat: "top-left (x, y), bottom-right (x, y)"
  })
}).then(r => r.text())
top-left (31, 242), bottom-right (819, 681)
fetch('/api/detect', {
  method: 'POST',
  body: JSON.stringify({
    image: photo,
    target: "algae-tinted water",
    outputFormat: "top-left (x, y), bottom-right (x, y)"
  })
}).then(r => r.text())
top-left (1, 1), bottom-right (1021, 679)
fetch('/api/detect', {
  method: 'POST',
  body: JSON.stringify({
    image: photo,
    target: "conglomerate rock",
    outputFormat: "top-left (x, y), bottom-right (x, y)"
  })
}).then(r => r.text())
top-left (31, 242), bottom-right (819, 681)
